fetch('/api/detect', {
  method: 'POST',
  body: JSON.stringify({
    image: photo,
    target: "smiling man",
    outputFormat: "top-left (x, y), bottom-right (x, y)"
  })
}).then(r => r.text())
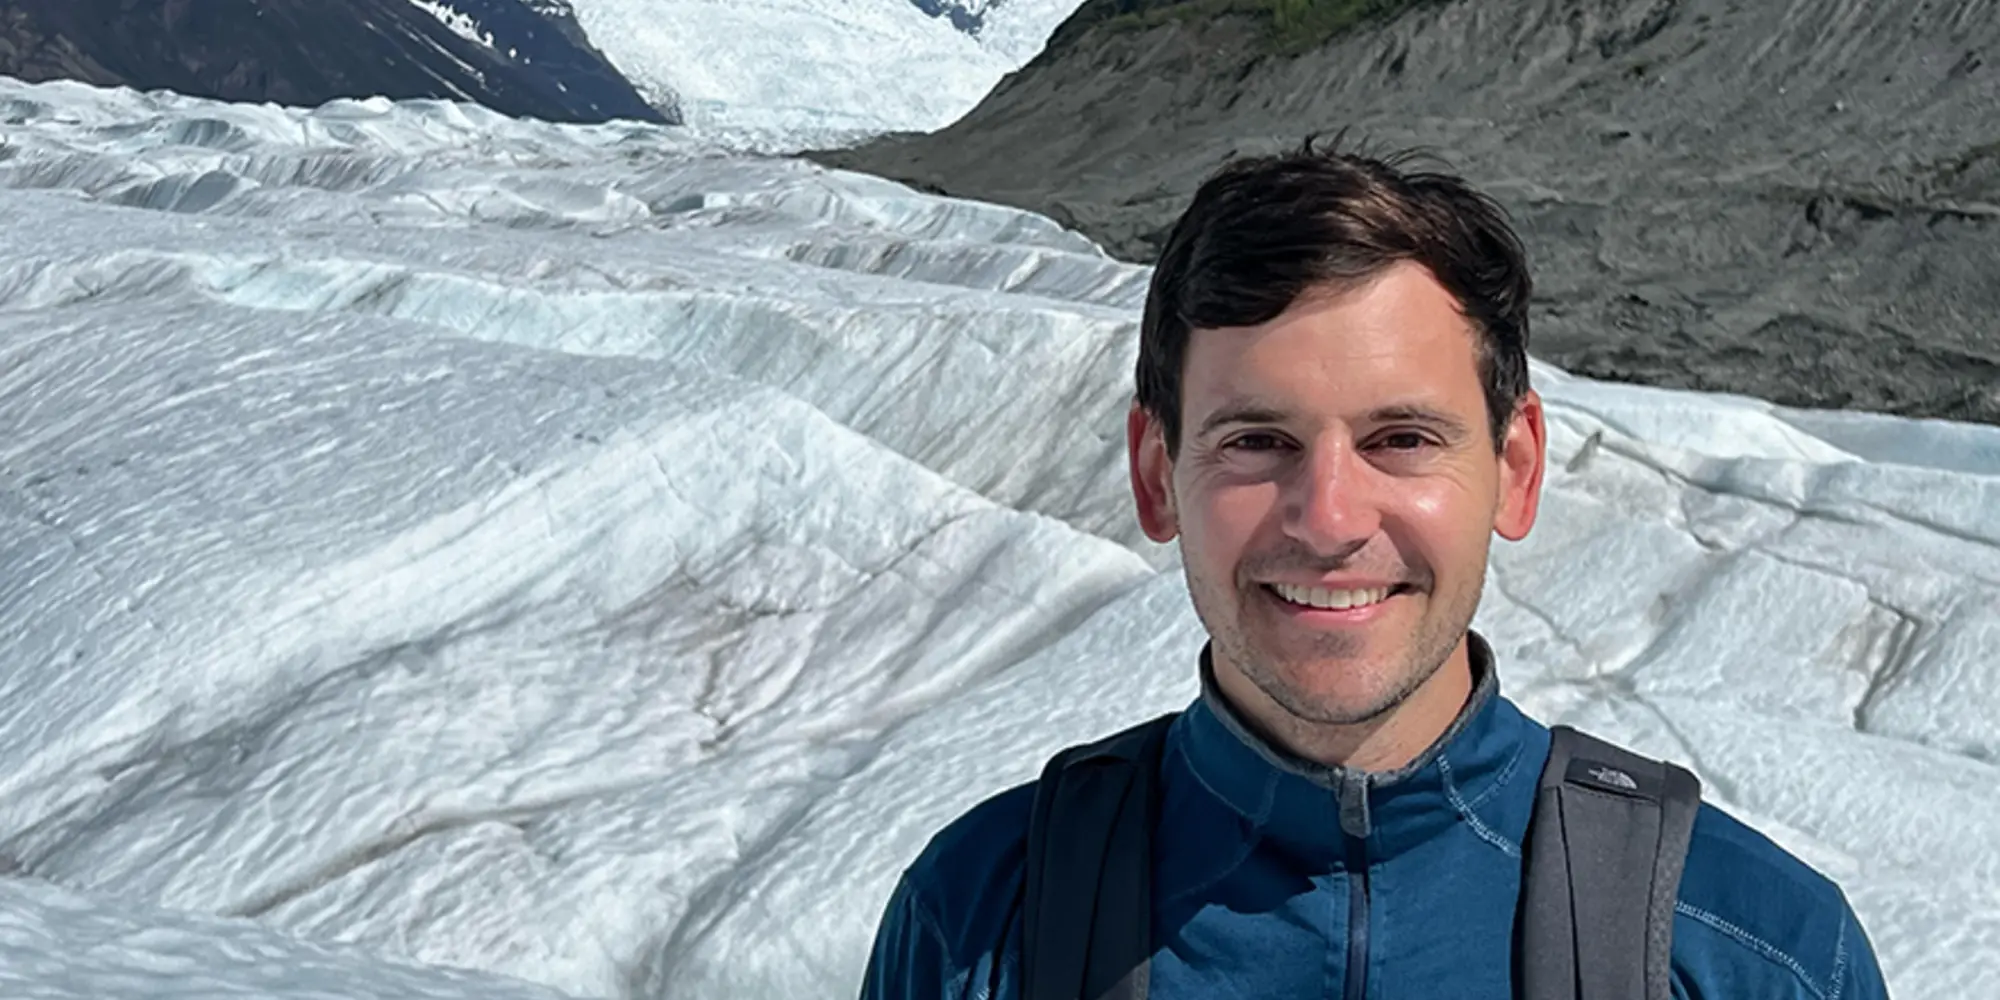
top-left (859, 143), bottom-right (1889, 1000)
top-left (1150, 254), bottom-right (1531, 775)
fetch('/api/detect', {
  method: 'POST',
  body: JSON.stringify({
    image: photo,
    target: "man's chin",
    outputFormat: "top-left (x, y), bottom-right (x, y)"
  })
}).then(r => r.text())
top-left (1251, 656), bottom-right (1408, 726)
top-left (1273, 685), bottom-right (1407, 728)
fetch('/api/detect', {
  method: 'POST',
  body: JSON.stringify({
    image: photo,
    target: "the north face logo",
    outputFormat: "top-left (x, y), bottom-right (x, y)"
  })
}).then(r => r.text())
top-left (1563, 754), bottom-right (1654, 797)
top-left (1588, 766), bottom-right (1640, 791)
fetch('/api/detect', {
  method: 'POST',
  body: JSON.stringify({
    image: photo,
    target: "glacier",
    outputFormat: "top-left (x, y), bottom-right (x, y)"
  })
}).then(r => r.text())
top-left (0, 75), bottom-right (1996, 998)
top-left (561, 0), bottom-right (1086, 146)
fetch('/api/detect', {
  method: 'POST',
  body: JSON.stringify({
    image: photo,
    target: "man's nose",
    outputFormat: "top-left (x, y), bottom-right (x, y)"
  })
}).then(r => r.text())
top-left (1282, 438), bottom-right (1381, 556)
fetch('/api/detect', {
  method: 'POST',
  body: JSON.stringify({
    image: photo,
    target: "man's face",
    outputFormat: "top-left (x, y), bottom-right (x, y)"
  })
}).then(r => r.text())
top-left (1129, 261), bottom-right (1545, 729)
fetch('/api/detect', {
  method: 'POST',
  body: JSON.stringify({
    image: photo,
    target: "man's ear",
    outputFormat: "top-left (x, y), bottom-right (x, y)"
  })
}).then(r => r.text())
top-left (1128, 400), bottom-right (1180, 543)
top-left (1493, 389), bottom-right (1547, 542)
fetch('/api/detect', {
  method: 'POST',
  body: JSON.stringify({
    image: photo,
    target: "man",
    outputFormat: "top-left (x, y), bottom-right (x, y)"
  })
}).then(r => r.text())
top-left (859, 143), bottom-right (1889, 999)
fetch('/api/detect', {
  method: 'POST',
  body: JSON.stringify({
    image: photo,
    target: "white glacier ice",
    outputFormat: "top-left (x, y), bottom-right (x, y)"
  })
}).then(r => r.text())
top-left (0, 76), bottom-right (1996, 998)
top-left (561, 0), bottom-right (1087, 147)
top-left (0, 877), bottom-right (571, 998)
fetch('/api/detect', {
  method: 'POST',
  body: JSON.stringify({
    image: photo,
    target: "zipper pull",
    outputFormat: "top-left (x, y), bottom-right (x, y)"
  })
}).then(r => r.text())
top-left (1338, 770), bottom-right (1372, 841)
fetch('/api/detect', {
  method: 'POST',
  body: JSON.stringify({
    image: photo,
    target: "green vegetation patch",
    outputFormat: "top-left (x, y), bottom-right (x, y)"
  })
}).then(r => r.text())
top-left (1265, 0), bottom-right (1449, 54)
top-left (1047, 0), bottom-right (1446, 57)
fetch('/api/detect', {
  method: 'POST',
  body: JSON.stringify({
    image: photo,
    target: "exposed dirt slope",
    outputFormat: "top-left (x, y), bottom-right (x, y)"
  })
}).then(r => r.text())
top-left (821, 0), bottom-right (2000, 424)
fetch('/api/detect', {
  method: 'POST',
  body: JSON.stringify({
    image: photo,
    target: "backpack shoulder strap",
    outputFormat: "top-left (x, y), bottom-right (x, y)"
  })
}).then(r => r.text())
top-left (1518, 725), bottom-right (1703, 1000)
top-left (1021, 713), bottom-right (1177, 1000)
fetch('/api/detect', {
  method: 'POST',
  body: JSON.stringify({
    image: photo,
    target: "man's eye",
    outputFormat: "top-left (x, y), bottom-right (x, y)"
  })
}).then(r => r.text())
top-left (1377, 431), bottom-right (1432, 451)
top-left (1228, 433), bottom-right (1286, 451)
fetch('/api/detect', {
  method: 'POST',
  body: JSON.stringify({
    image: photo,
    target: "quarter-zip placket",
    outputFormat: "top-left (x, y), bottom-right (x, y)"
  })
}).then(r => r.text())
top-left (1338, 771), bottom-right (1372, 1000)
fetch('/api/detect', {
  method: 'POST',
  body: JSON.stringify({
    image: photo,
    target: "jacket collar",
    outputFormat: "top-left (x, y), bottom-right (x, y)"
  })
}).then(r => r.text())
top-left (1172, 630), bottom-right (1534, 867)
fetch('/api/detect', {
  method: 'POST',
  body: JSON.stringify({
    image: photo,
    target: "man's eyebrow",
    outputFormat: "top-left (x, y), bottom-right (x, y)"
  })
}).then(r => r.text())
top-left (1195, 400), bottom-right (1291, 438)
top-left (1370, 404), bottom-right (1473, 439)
top-left (1194, 400), bottom-right (1478, 440)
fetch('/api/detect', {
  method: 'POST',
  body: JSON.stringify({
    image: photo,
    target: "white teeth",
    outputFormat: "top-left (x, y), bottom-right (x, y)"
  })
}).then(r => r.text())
top-left (1272, 583), bottom-right (1392, 610)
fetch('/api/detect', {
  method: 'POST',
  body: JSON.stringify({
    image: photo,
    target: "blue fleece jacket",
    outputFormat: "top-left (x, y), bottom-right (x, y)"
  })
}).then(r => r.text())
top-left (859, 633), bottom-right (1890, 1000)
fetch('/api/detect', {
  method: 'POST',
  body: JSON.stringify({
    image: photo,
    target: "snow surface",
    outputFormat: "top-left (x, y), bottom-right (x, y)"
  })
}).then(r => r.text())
top-left (957, 0), bottom-right (1093, 65)
top-left (0, 76), bottom-right (1997, 998)
top-left (0, 877), bottom-right (569, 999)
top-left (562, 0), bottom-right (1085, 147)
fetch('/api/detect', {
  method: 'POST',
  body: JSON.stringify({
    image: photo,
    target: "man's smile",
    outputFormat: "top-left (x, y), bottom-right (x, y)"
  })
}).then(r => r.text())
top-left (1259, 581), bottom-right (1415, 624)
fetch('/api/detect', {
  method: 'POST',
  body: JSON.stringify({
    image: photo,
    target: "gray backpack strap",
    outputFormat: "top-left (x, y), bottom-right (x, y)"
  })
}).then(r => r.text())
top-left (1022, 714), bottom-right (1176, 1000)
top-left (1518, 725), bottom-right (1703, 1000)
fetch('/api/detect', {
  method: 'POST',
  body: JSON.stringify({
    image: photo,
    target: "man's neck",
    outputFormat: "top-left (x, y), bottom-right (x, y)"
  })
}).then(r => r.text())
top-left (1209, 639), bottom-right (1476, 774)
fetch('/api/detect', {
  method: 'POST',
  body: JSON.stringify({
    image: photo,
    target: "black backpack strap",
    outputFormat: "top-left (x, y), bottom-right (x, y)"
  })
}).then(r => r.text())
top-left (1518, 725), bottom-right (1703, 1000)
top-left (1022, 713), bottom-right (1176, 1000)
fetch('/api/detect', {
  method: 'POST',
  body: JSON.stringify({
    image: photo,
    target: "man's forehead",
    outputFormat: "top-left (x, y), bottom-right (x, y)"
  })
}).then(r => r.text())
top-left (1179, 333), bottom-right (1483, 408)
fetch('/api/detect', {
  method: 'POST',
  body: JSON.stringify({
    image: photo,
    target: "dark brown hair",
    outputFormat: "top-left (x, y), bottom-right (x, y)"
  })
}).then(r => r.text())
top-left (1136, 137), bottom-right (1533, 454)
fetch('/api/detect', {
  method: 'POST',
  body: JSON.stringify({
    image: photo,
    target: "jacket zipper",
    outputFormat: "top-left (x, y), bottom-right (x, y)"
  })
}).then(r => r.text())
top-left (1339, 772), bottom-right (1371, 1000)
top-left (1344, 835), bottom-right (1370, 1000)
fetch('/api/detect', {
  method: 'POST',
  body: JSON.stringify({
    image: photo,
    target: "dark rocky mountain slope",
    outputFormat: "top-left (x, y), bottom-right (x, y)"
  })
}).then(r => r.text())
top-left (820, 0), bottom-right (2000, 425)
top-left (0, 0), bottom-right (673, 125)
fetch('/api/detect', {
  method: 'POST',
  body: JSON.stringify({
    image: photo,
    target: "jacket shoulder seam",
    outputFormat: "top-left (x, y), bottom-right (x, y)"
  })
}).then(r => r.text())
top-left (1437, 753), bottom-right (1521, 858)
top-left (1459, 732), bottom-right (1528, 811)
top-left (1675, 900), bottom-right (1828, 1000)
